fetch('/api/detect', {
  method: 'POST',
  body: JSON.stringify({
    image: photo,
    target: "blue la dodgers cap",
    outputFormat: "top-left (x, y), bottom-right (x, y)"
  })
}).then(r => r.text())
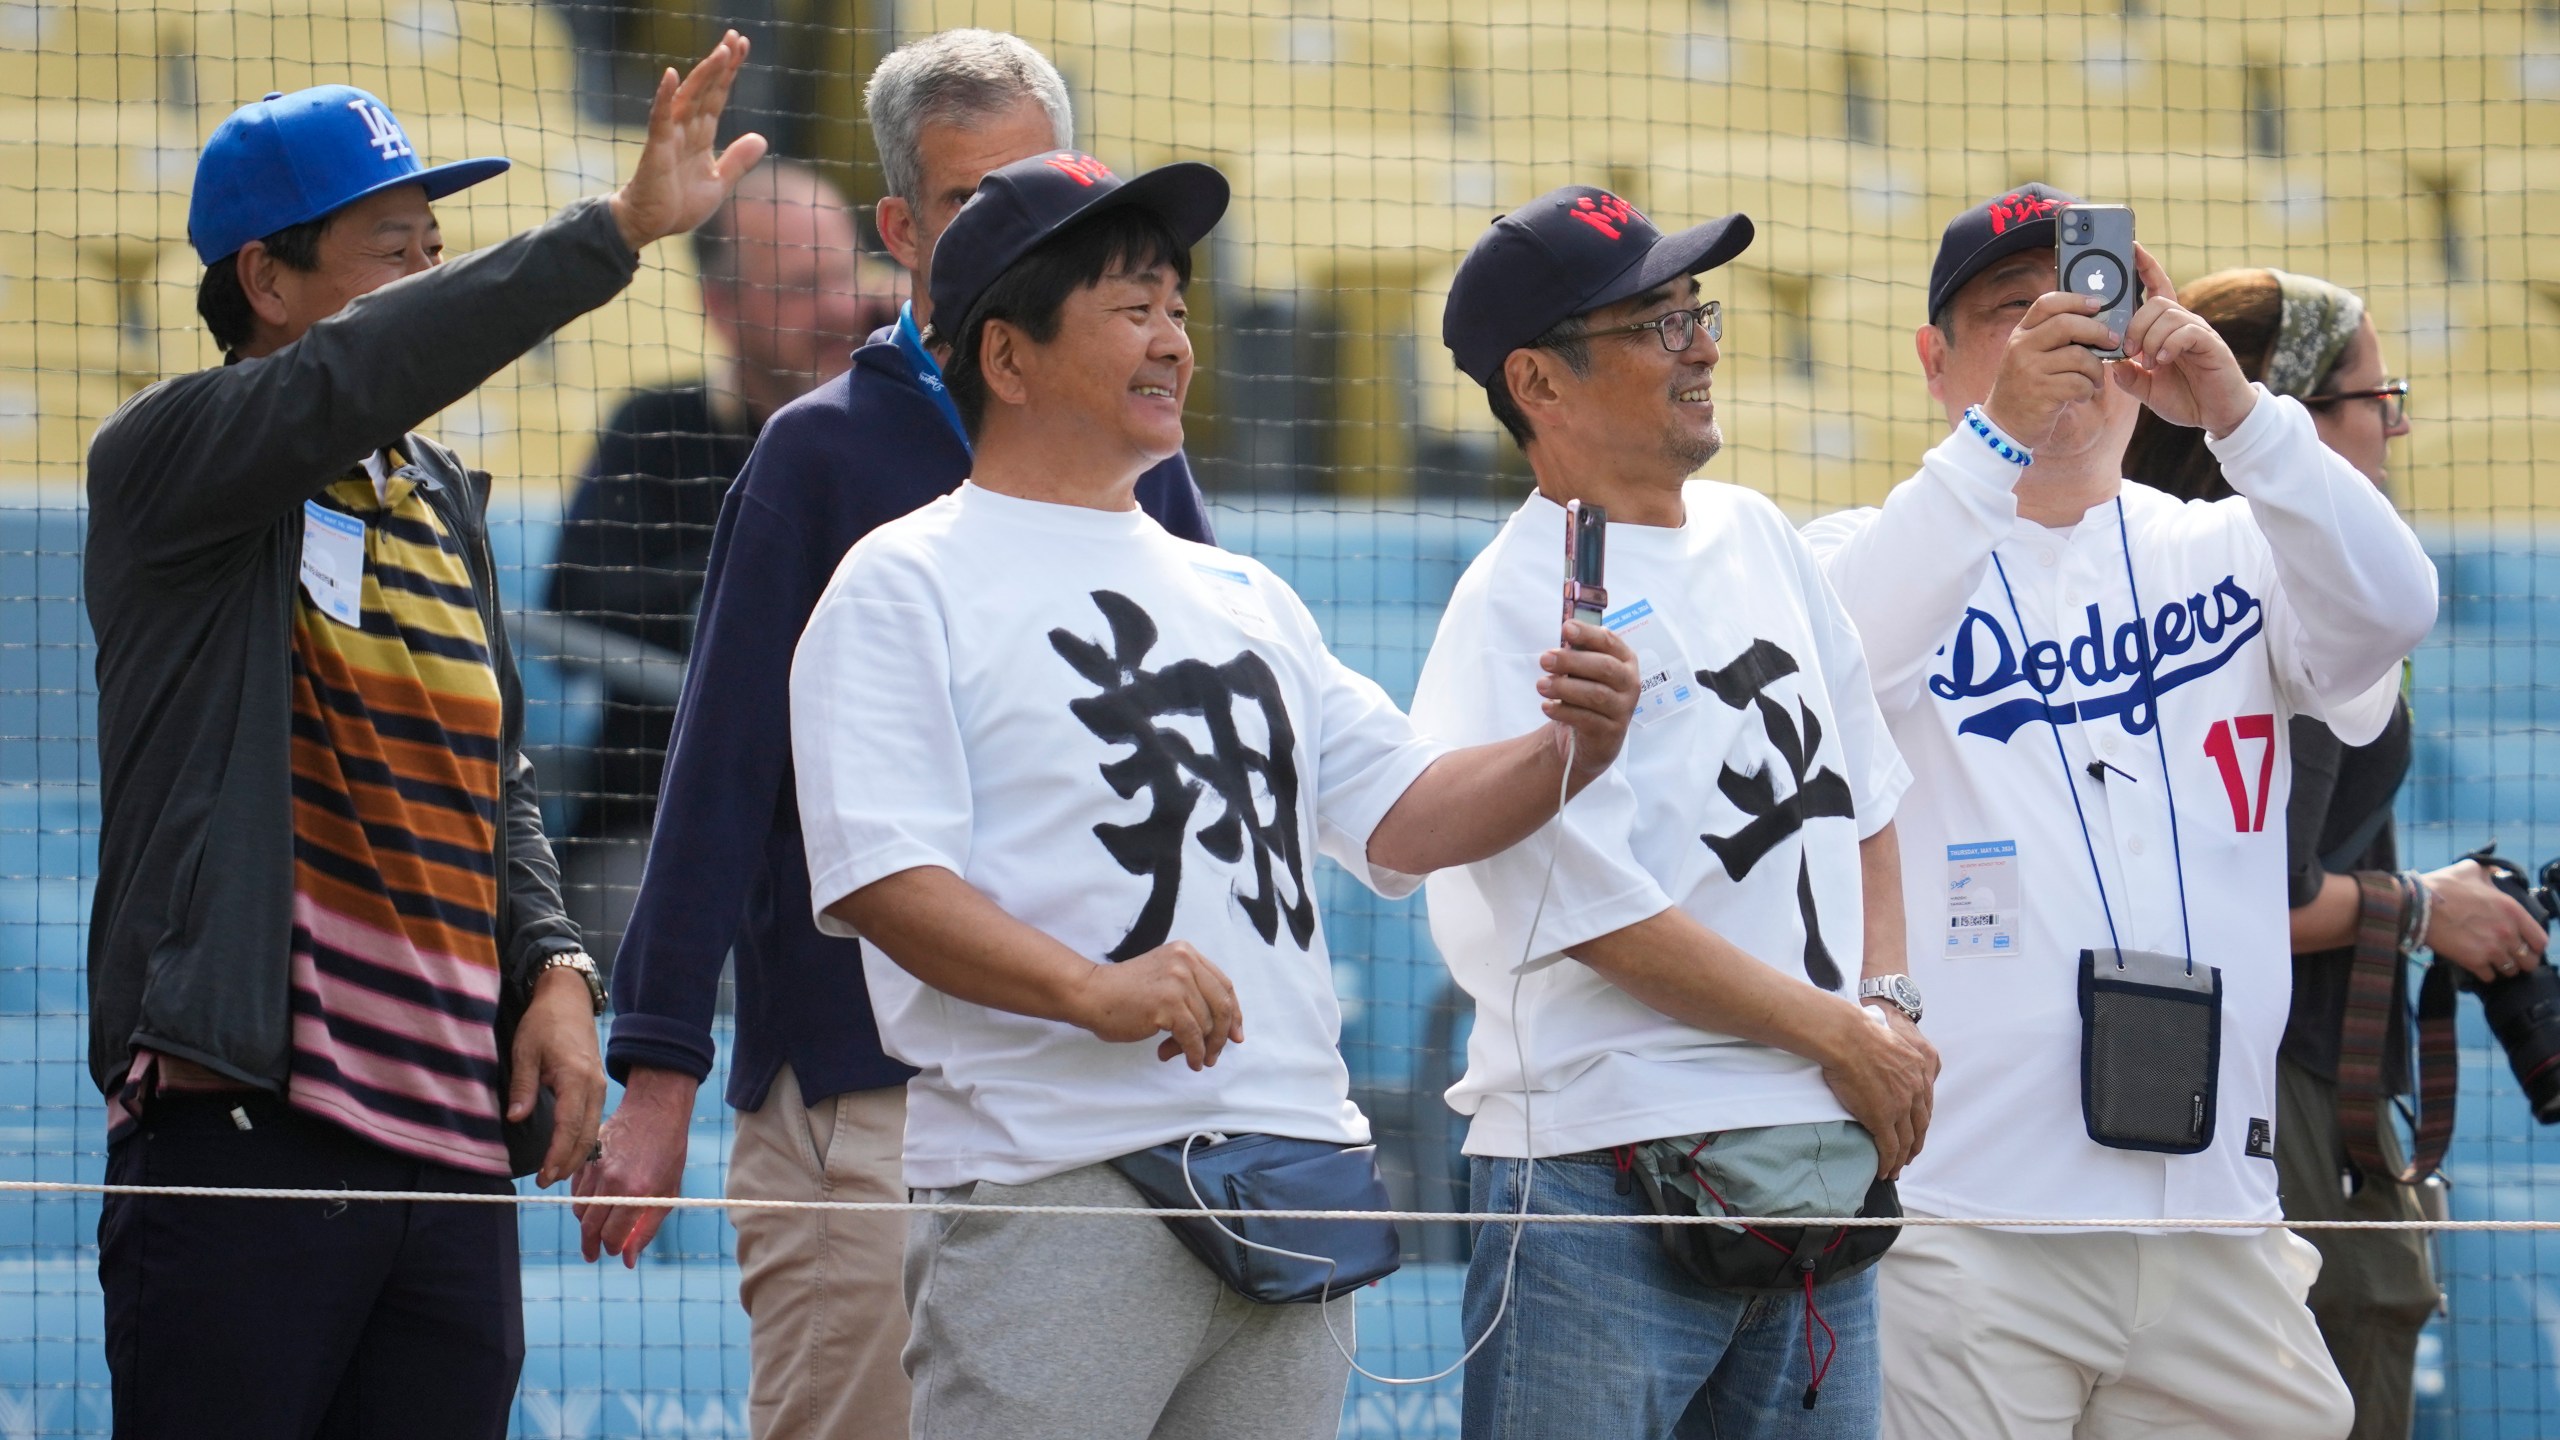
top-left (927, 150), bottom-right (1230, 336)
top-left (188, 85), bottom-right (509, 265)
top-left (1442, 186), bottom-right (1754, 387)
top-left (1926, 182), bottom-right (2078, 324)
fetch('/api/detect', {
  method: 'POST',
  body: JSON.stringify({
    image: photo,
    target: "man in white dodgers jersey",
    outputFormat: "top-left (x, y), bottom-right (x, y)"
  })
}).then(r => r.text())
top-left (788, 151), bottom-right (1640, 1439)
top-left (1803, 184), bottom-right (2438, 1439)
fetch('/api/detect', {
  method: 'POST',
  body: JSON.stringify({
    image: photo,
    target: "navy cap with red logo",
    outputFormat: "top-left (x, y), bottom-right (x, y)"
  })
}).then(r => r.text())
top-left (1926, 182), bottom-right (2078, 324)
top-left (927, 150), bottom-right (1230, 335)
top-left (1442, 186), bottom-right (1753, 388)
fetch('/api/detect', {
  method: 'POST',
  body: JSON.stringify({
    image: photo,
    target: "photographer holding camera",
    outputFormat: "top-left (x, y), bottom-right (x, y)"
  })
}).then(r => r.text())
top-left (2125, 266), bottom-right (2544, 1440)
top-left (1804, 186), bottom-right (2439, 1440)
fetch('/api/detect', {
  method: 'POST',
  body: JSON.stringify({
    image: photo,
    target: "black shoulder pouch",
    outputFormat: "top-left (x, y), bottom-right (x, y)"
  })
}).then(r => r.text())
top-left (2080, 946), bottom-right (2223, 1154)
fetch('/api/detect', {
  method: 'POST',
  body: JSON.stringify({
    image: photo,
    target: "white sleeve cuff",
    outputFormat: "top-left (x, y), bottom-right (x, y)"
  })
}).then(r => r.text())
top-left (806, 846), bottom-right (964, 938)
top-left (1931, 421), bottom-right (2035, 497)
top-left (1326, 737), bottom-right (1457, 899)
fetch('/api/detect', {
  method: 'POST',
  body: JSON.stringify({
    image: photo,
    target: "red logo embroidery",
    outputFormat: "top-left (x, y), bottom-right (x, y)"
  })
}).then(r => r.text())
top-left (1045, 153), bottom-right (1116, 187)
top-left (1985, 191), bottom-right (2058, 236)
top-left (1564, 191), bottom-right (1644, 241)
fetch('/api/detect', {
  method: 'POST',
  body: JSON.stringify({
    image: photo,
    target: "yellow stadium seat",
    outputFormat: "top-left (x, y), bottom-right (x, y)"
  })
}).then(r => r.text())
top-left (185, 0), bottom-right (581, 130)
top-left (0, 99), bottom-right (194, 250)
top-left (2478, 146), bottom-right (2560, 292)
top-left (0, 367), bottom-right (129, 487)
top-left (0, 232), bottom-right (125, 380)
top-left (0, 4), bottom-right (169, 106)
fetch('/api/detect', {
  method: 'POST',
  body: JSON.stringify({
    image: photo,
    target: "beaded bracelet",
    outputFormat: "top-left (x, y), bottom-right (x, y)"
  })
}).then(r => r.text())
top-left (2385, 860), bottom-right (2426, 953)
top-left (1962, 405), bottom-right (2033, 468)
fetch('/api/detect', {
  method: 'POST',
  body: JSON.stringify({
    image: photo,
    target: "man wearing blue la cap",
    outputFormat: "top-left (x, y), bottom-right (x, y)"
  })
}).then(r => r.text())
top-left (786, 150), bottom-right (1637, 1439)
top-left (85, 34), bottom-right (765, 1438)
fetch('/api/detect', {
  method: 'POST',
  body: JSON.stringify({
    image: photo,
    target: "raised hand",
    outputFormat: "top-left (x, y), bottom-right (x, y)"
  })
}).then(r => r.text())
top-left (1979, 288), bottom-right (2114, 451)
top-left (2110, 244), bottom-right (2258, 438)
top-left (609, 31), bottom-right (771, 253)
top-left (1541, 621), bottom-right (1641, 787)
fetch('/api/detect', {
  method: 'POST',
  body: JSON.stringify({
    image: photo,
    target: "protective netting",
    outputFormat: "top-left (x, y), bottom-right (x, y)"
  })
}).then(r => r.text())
top-left (5, 1), bottom-right (2560, 1434)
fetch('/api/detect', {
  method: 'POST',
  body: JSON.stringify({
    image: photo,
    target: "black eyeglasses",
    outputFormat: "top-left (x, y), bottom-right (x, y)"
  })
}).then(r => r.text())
top-left (2304, 378), bottom-right (2410, 428)
top-left (1561, 300), bottom-right (1723, 354)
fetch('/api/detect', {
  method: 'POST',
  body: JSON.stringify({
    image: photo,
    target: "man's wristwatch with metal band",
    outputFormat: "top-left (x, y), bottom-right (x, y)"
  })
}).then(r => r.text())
top-left (1856, 973), bottom-right (1923, 1025)
top-left (541, 950), bottom-right (607, 1016)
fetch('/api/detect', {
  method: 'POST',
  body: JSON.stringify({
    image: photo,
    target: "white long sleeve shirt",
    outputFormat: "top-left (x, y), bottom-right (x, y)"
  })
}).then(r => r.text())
top-left (1802, 388), bottom-right (2437, 1226)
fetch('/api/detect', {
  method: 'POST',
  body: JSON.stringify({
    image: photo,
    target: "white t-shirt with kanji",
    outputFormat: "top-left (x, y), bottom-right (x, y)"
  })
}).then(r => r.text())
top-left (1414, 483), bottom-right (1910, 1158)
top-left (791, 483), bottom-right (1447, 1189)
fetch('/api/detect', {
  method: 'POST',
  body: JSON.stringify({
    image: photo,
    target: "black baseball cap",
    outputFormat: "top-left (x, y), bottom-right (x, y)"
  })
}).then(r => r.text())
top-left (1927, 182), bottom-right (2077, 324)
top-left (1442, 186), bottom-right (1753, 387)
top-left (927, 150), bottom-right (1229, 334)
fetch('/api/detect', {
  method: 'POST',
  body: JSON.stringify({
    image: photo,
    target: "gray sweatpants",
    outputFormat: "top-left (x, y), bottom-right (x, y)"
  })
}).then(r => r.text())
top-left (904, 1162), bottom-right (1354, 1440)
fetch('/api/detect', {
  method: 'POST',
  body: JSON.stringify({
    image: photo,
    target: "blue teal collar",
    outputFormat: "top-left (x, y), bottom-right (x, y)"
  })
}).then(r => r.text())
top-left (896, 301), bottom-right (969, 448)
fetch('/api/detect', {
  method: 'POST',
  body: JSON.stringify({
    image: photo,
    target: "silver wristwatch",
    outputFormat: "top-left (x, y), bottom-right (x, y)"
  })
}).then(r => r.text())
top-left (541, 950), bottom-right (608, 1016)
top-left (1856, 973), bottom-right (1923, 1024)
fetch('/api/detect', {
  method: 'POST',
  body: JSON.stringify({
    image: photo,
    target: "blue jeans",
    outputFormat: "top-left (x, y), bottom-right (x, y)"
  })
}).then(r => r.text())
top-left (1461, 1155), bottom-right (1881, 1440)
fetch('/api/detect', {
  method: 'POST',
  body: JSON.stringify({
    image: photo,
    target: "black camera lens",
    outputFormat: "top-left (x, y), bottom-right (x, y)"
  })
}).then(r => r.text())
top-left (2471, 967), bottom-right (2560, 1123)
top-left (2471, 851), bottom-right (2560, 1123)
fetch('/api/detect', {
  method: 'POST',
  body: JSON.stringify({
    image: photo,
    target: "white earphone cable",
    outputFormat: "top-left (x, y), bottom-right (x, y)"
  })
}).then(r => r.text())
top-left (1179, 727), bottom-right (1577, 1385)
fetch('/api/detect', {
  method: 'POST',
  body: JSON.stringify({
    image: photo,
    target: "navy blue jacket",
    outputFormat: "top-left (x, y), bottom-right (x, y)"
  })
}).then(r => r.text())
top-left (603, 332), bottom-right (1215, 1109)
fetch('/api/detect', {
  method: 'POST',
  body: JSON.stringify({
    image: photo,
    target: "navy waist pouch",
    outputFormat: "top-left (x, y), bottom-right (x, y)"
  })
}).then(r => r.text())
top-left (1110, 1133), bottom-right (1402, 1304)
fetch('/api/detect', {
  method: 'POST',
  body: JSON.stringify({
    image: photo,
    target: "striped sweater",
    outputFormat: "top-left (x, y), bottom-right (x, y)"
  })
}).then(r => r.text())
top-left (280, 456), bottom-right (511, 1173)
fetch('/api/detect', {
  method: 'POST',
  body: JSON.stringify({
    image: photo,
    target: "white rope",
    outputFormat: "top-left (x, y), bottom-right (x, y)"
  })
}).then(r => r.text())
top-left (2, 1179), bottom-right (2542, 1230)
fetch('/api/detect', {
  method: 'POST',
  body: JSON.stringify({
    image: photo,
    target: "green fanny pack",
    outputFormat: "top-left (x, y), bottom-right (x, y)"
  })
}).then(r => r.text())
top-left (1623, 1118), bottom-right (1900, 1296)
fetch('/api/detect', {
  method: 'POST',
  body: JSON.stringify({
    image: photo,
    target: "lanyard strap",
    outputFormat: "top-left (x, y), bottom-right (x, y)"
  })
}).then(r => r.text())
top-left (1989, 552), bottom-right (2125, 960)
top-left (2112, 498), bottom-right (2199, 969)
top-left (1987, 498), bottom-right (2198, 972)
top-left (895, 302), bottom-right (972, 448)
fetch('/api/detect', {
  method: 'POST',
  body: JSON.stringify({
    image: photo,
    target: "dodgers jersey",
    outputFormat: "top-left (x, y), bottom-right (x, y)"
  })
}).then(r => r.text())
top-left (1803, 387), bottom-right (2438, 1227)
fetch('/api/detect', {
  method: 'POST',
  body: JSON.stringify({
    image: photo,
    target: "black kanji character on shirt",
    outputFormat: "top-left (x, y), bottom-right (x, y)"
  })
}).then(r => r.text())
top-left (1696, 638), bottom-right (1857, 990)
top-left (1049, 590), bottom-right (1316, 961)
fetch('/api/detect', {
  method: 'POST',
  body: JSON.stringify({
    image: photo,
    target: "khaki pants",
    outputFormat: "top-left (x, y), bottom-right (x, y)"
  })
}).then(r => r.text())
top-left (2275, 1056), bottom-right (2441, 1440)
top-left (1879, 1220), bottom-right (2352, 1440)
top-left (728, 1067), bottom-right (910, 1440)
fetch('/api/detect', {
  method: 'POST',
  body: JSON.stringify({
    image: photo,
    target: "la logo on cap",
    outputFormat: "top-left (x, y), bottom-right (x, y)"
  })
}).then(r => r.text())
top-left (1563, 191), bottom-right (1643, 240)
top-left (1044, 153), bottom-right (1114, 186)
top-left (347, 98), bottom-right (414, 162)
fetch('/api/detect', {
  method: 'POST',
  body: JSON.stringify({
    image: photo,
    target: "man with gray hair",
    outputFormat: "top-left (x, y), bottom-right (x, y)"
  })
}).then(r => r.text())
top-left (570, 28), bottom-right (1212, 1440)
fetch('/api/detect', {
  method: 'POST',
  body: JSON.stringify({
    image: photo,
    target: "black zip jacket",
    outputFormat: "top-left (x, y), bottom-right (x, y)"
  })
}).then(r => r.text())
top-left (83, 197), bottom-right (640, 1104)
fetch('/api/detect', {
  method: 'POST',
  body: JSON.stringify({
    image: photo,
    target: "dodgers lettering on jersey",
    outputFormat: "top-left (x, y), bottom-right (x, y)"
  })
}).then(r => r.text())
top-left (1929, 576), bottom-right (2262, 742)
